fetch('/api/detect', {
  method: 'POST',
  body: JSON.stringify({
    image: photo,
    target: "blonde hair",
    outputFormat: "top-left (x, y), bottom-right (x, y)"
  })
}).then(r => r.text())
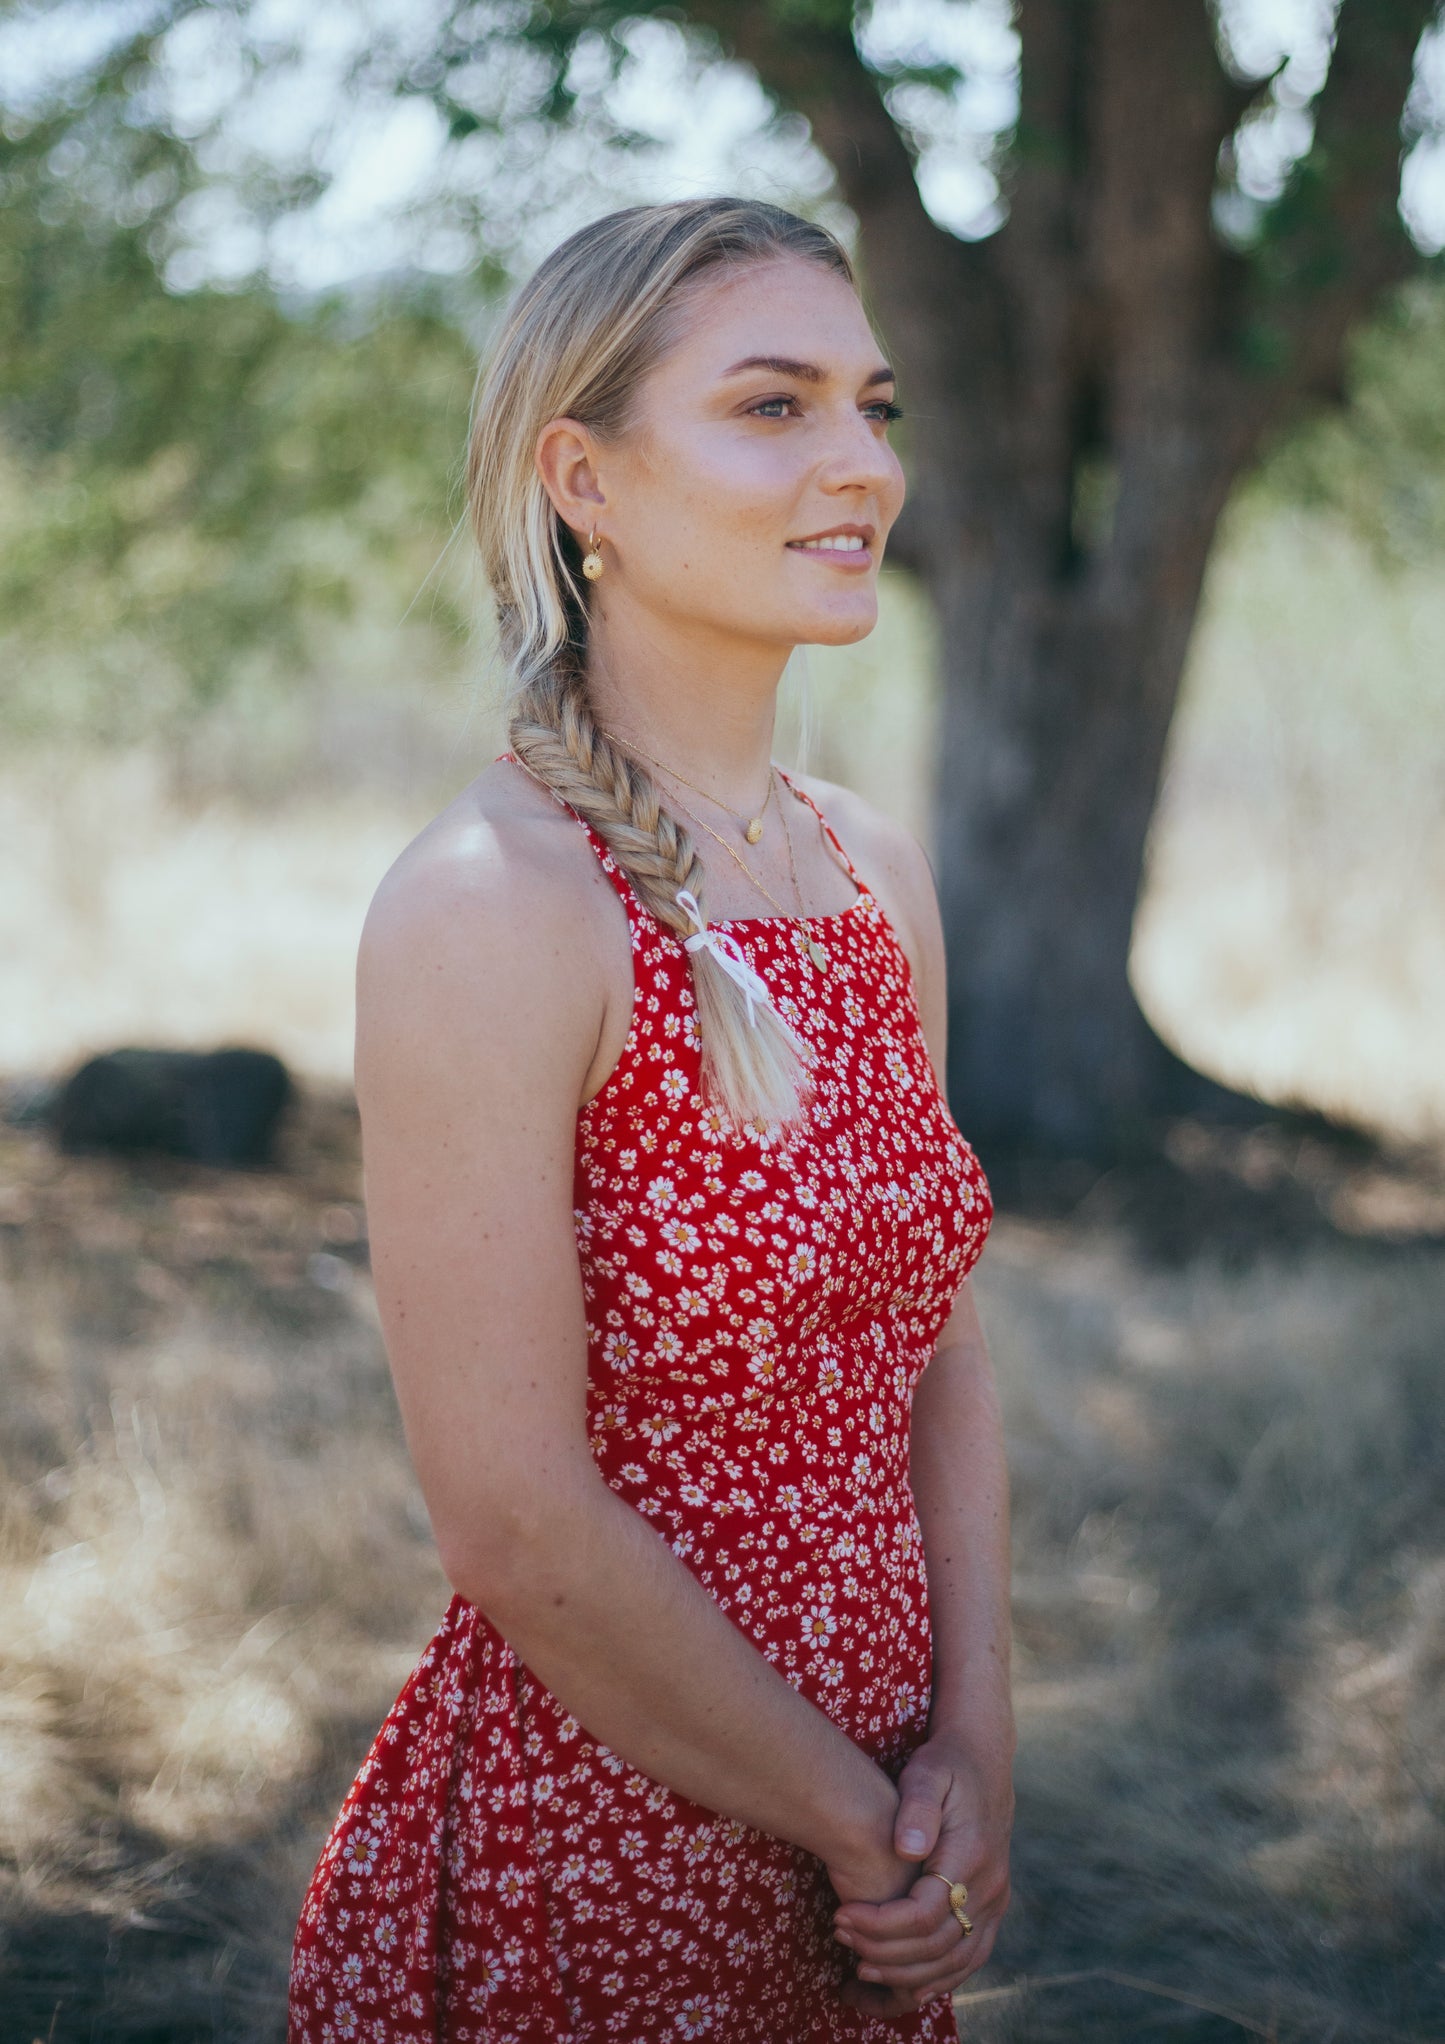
top-left (465, 197), bottom-right (859, 1138)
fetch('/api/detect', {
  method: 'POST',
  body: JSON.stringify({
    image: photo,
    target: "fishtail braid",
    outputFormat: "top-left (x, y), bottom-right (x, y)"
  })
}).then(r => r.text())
top-left (507, 662), bottom-right (817, 1136)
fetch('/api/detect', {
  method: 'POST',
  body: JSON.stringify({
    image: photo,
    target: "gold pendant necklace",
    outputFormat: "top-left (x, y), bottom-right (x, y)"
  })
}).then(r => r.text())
top-left (658, 771), bottom-right (828, 973)
top-left (617, 736), bottom-right (769, 844)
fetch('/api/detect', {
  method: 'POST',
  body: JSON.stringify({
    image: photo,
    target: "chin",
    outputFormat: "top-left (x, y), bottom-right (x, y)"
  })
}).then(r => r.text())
top-left (800, 604), bottom-right (880, 647)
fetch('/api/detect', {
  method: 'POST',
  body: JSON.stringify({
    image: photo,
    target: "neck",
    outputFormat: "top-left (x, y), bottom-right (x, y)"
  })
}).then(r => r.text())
top-left (584, 599), bottom-right (790, 801)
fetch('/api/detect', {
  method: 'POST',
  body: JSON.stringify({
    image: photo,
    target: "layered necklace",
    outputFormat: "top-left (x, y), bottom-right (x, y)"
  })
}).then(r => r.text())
top-left (614, 738), bottom-right (830, 972)
top-left (623, 737), bottom-right (771, 845)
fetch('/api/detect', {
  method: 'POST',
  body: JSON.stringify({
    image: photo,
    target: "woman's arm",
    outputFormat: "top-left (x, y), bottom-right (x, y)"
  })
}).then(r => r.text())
top-left (910, 1288), bottom-right (1015, 1748)
top-left (817, 793), bottom-right (1016, 2012)
top-left (352, 820), bottom-right (913, 1903)
top-left (830, 1299), bottom-right (1016, 2014)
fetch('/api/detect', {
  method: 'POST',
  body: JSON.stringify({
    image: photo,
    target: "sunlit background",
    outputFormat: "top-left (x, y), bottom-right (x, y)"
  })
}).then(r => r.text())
top-left (3, 2), bottom-right (1444, 2037)
top-left (4, 0), bottom-right (1445, 1140)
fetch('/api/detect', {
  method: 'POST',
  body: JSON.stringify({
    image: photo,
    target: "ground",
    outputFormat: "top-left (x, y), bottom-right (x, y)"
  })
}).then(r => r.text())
top-left (1, 1086), bottom-right (1441, 2041)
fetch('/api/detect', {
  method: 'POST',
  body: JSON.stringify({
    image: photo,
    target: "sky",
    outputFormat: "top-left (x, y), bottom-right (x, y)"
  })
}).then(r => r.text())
top-left (2, 0), bottom-right (1443, 292)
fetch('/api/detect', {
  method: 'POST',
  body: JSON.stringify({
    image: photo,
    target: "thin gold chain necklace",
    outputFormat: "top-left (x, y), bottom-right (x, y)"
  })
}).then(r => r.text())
top-left (618, 738), bottom-right (771, 844)
top-left (775, 773), bottom-right (830, 970)
top-left (663, 770), bottom-right (829, 973)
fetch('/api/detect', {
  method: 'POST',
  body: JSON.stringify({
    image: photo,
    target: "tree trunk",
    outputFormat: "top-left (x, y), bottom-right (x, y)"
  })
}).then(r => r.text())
top-left (755, 0), bottom-right (1435, 1157)
top-left (926, 492), bottom-right (1234, 1157)
top-left (444, 0), bottom-right (1438, 1154)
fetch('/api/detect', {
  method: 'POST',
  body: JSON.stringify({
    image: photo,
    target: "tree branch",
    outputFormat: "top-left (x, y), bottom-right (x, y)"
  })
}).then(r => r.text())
top-left (1006, 0), bottom-right (1088, 274)
top-left (682, 5), bottom-right (968, 315)
top-left (1242, 0), bottom-right (1436, 393)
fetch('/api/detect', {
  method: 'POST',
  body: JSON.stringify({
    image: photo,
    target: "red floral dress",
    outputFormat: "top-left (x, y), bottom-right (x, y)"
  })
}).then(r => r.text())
top-left (288, 756), bottom-right (994, 2043)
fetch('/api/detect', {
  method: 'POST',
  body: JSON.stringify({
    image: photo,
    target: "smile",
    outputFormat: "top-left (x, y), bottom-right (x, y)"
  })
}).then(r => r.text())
top-left (786, 535), bottom-right (872, 565)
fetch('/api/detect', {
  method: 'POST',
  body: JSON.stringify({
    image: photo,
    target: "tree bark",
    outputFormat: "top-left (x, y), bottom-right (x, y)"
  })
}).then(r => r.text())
top-left (438, 0), bottom-right (1436, 1154)
top-left (927, 477), bottom-right (1253, 1157)
top-left (694, 0), bottom-right (1436, 1156)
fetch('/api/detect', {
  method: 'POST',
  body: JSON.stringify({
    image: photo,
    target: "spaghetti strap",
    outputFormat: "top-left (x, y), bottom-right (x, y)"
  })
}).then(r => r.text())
top-left (774, 765), bottom-right (870, 895)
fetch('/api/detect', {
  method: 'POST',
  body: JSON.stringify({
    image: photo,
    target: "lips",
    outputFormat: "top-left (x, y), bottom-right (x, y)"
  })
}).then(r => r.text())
top-left (786, 521), bottom-right (877, 569)
top-left (786, 528), bottom-right (875, 570)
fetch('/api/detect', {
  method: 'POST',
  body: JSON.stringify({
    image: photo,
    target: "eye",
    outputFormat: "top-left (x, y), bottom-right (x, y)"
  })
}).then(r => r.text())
top-left (747, 396), bottom-right (905, 423)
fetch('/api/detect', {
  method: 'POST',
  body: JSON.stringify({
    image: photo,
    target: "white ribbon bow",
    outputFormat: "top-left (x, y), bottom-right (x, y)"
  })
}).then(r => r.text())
top-left (675, 888), bottom-right (772, 1029)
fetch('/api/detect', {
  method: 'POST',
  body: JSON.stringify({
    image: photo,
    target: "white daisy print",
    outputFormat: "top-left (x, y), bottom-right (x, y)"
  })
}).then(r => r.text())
top-left (287, 763), bottom-right (993, 2044)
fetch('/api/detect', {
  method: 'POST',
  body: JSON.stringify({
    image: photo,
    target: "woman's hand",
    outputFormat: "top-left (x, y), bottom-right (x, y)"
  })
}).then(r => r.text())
top-left (822, 1777), bottom-right (918, 1914)
top-left (828, 1725), bottom-right (1014, 2019)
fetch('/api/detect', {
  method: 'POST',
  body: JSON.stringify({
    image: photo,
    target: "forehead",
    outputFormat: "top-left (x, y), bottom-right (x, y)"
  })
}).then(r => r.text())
top-left (653, 255), bottom-right (882, 384)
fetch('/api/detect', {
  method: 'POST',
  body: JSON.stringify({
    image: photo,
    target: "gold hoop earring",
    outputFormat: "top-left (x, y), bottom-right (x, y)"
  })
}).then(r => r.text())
top-left (581, 528), bottom-right (604, 580)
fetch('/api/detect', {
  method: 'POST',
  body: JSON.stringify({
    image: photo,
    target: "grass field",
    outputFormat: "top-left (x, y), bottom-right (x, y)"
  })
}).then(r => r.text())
top-left (1, 1100), bottom-right (1442, 2039)
top-left (3, 497), bottom-right (1444, 1142)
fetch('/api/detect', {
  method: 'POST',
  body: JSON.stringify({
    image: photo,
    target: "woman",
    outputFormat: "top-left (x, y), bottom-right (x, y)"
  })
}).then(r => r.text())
top-left (289, 195), bottom-right (1014, 2042)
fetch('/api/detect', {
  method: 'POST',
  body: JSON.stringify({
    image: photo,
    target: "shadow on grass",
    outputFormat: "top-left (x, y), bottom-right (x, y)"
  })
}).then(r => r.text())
top-left (1, 1087), bottom-right (1442, 2041)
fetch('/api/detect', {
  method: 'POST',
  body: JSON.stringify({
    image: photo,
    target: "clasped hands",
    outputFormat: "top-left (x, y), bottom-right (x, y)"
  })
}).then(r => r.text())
top-left (824, 1729), bottom-right (1013, 2020)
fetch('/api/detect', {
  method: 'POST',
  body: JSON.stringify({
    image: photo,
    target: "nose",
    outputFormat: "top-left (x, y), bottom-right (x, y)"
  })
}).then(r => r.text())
top-left (816, 397), bottom-right (903, 502)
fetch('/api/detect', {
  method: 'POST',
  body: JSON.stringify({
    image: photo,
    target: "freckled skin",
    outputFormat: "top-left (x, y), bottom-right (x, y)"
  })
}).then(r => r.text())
top-left (535, 255), bottom-right (907, 734)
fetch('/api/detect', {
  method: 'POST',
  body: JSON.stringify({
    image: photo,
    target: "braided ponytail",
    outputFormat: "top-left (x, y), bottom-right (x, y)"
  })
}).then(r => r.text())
top-left (507, 664), bottom-right (817, 1135)
top-left (465, 198), bottom-right (858, 1136)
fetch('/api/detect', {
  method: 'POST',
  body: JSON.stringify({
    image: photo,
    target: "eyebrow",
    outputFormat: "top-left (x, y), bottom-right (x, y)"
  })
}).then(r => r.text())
top-left (720, 354), bottom-right (897, 389)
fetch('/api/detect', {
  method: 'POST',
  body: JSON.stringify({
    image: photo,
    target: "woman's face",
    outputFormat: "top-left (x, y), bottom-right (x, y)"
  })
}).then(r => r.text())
top-left (562, 254), bottom-right (907, 654)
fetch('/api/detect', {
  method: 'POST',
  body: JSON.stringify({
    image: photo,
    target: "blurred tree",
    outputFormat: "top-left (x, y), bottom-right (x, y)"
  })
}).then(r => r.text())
top-left (0, 26), bottom-right (483, 749)
top-left (416, 0), bottom-right (1445, 1158)
top-left (5, 1), bottom-right (1444, 1154)
top-left (1252, 272), bottom-right (1445, 563)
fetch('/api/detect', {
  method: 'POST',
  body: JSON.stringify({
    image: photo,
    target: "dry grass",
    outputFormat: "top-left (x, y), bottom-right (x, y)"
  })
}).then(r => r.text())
top-left (0, 1092), bottom-right (449, 2040)
top-left (963, 1206), bottom-right (1445, 2041)
top-left (2, 501), bottom-right (1443, 1145)
top-left (0, 1095), bottom-right (1441, 2041)
top-left (1132, 502), bottom-right (1445, 1147)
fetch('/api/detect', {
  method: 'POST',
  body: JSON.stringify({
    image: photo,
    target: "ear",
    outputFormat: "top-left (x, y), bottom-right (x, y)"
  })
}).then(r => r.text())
top-left (535, 416), bottom-right (607, 546)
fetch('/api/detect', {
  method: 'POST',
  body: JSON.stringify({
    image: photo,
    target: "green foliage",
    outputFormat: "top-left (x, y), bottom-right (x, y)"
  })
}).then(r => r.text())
top-left (4, 0), bottom-right (1444, 755)
top-left (0, 70), bottom-right (484, 744)
top-left (1250, 274), bottom-right (1445, 567)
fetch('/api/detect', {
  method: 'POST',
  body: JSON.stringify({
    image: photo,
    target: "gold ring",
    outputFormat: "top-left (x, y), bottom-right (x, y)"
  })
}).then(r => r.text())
top-left (922, 1870), bottom-right (973, 1934)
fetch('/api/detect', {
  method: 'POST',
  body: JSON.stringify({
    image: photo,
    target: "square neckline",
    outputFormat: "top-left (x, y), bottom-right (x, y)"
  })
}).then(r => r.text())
top-left (497, 748), bottom-right (872, 930)
top-left (508, 749), bottom-right (921, 1126)
top-left (702, 891), bottom-right (870, 932)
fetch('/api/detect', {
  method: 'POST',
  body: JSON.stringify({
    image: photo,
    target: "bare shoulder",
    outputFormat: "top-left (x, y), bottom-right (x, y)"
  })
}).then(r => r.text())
top-left (355, 758), bottom-right (627, 1111)
top-left (788, 769), bottom-right (940, 949)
